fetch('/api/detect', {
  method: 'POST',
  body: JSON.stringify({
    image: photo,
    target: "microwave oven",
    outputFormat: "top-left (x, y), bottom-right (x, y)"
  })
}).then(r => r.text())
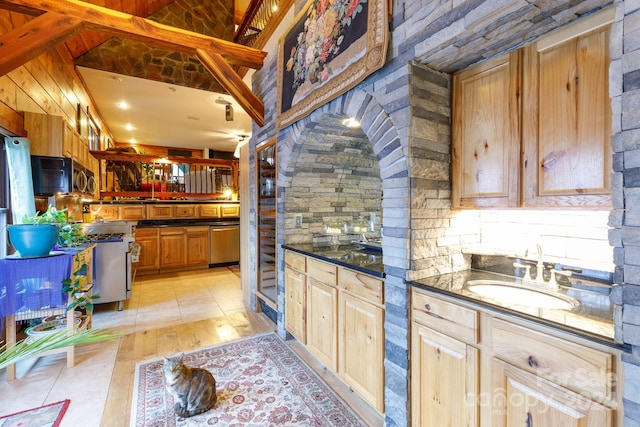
top-left (31, 155), bottom-right (73, 195)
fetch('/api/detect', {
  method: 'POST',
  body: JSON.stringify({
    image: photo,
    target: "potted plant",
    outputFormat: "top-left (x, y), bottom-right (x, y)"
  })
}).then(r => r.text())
top-left (7, 207), bottom-right (85, 257)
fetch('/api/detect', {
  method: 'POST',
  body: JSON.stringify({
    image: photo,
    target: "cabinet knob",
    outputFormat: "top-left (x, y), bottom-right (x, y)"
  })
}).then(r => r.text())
top-left (527, 355), bottom-right (539, 368)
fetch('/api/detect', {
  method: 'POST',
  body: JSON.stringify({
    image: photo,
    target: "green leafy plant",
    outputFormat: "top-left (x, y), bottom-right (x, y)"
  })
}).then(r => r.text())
top-left (62, 256), bottom-right (99, 313)
top-left (0, 328), bottom-right (121, 370)
top-left (22, 207), bottom-right (85, 247)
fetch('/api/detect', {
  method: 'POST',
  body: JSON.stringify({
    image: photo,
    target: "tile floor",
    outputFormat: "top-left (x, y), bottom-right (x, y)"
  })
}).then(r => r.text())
top-left (0, 266), bottom-right (253, 426)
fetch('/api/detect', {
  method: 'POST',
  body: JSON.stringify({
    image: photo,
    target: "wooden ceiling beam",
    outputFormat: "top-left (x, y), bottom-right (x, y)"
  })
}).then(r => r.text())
top-left (0, 12), bottom-right (84, 77)
top-left (196, 49), bottom-right (264, 127)
top-left (0, 0), bottom-right (267, 70)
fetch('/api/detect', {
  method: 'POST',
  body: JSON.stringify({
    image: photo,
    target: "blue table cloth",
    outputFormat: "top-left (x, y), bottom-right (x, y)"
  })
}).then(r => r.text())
top-left (0, 251), bottom-right (76, 322)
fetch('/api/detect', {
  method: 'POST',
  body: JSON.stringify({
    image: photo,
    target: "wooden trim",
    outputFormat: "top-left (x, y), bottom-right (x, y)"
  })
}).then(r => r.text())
top-left (535, 6), bottom-right (615, 52)
top-left (0, 0), bottom-right (266, 70)
top-left (196, 49), bottom-right (265, 127)
top-left (0, 13), bottom-right (85, 77)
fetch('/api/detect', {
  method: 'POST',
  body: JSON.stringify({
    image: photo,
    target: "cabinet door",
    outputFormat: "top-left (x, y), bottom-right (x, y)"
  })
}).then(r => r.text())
top-left (340, 292), bottom-right (384, 413)
top-left (160, 228), bottom-right (186, 268)
top-left (186, 227), bottom-right (209, 266)
top-left (492, 358), bottom-right (611, 427)
top-left (306, 277), bottom-right (337, 371)
top-left (284, 266), bottom-right (306, 343)
top-left (452, 51), bottom-right (521, 208)
top-left (135, 228), bottom-right (159, 272)
top-left (411, 323), bottom-right (479, 427)
top-left (522, 25), bottom-right (611, 207)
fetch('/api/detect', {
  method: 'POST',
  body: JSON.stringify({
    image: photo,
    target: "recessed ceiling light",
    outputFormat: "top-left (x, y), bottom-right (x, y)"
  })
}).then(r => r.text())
top-left (125, 123), bottom-right (134, 131)
top-left (118, 101), bottom-right (129, 109)
top-left (130, 138), bottom-right (136, 144)
top-left (111, 76), bottom-right (123, 82)
top-left (342, 117), bottom-right (360, 128)
top-left (272, 4), bottom-right (278, 11)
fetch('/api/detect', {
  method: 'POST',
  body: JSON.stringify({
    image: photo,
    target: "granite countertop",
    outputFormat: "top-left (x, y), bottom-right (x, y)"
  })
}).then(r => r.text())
top-left (409, 268), bottom-right (621, 348)
top-left (282, 243), bottom-right (384, 278)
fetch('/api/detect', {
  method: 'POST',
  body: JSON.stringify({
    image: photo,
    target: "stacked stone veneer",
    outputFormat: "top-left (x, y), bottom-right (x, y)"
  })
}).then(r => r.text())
top-left (248, 1), bottom-right (640, 426)
top-left (77, 0), bottom-right (233, 92)
top-left (611, 1), bottom-right (640, 425)
top-left (281, 114), bottom-right (382, 246)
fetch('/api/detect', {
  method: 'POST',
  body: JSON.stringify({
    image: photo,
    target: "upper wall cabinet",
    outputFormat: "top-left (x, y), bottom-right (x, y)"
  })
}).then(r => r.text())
top-left (522, 19), bottom-right (612, 208)
top-left (452, 10), bottom-right (613, 209)
top-left (452, 51), bottom-right (521, 208)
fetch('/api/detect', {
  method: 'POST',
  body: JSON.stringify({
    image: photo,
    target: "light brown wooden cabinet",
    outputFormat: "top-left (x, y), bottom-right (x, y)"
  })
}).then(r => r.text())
top-left (160, 228), bottom-right (187, 269)
top-left (284, 250), bottom-right (385, 413)
top-left (135, 228), bottom-right (159, 272)
top-left (186, 226), bottom-right (210, 266)
top-left (306, 258), bottom-right (338, 371)
top-left (411, 291), bottom-right (479, 426)
top-left (147, 205), bottom-right (173, 220)
top-left (118, 205), bottom-right (146, 220)
top-left (522, 23), bottom-right (611, 207)
top-left (198, 205), bottom-right (219, 218)
top-left (411, 287), bottom-right (621, 427)
top-left (491, 358), bottom-right (612, 427)
top-left (284, 251), bottom-right (306, 343)
top-left (452, 14), bottom-right (612, 209)
top-left (24, 112), bottom-right (95, 175)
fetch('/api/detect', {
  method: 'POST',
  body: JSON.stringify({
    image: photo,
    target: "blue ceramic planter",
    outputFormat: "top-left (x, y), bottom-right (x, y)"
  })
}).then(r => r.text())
top-left (7, 224), bottom-right (59, 257)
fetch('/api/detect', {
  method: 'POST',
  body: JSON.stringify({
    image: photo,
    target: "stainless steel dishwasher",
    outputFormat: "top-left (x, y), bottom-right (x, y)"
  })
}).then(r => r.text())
top-left (209, 222), bottom-right (240, 265)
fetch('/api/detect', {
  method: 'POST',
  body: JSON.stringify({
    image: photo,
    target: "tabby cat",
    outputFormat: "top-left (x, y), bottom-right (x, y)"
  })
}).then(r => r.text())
top-left (163, 353), bottom-right (217, 418)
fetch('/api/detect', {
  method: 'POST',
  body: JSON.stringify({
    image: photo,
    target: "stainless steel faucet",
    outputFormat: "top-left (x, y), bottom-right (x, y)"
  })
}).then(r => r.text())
top-left (512, 244), bottom-right (572, 289)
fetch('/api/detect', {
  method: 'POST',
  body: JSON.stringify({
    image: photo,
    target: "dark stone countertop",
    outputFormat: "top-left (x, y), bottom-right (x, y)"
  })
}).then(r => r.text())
top-left (409, 269), bottom-right (623, 349)
top-left (88, 200), bottom-right (239, 205)
top-left (282, 243), bottom-right (384, 278)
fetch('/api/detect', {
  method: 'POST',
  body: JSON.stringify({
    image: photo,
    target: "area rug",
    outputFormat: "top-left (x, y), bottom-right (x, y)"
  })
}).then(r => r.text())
top-left (131, 333), bottom-right (365, 426)
top-left (0, 399), bottom-right (69, 427)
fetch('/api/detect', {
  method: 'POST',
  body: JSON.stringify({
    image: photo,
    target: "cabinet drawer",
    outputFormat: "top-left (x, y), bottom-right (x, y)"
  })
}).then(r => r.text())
top-left (307, 258), bottom-right (337, 286)
top-left (412, 290), bottom-right (478, 344)
top-left (285, 251), bottom-right (306, 272)
top-left (198, 205), bottom-right (219, 218)
top-left (118, 205), bottom-right (146, 220)
top-left (220, 204), bottom-right (239, 217)
top-left (339, 268), bottom-right (383, 305)
top-left (492, 318), bottom-right (613, 399)
top-left (175, 205), bottom-right (196, 218)
top-left (147, 205), bottom-right (173, 219)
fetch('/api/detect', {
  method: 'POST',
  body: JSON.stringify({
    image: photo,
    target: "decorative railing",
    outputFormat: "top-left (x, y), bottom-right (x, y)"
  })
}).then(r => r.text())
top-left (90, 150), bottom-right (238, 200)
top-left (234, 0), bottom-right (295, 49)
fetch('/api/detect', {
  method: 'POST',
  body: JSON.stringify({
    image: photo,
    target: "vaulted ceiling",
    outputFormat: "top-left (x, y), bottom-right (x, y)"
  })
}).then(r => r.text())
top-left (0, 0), bottom-right (265, 129)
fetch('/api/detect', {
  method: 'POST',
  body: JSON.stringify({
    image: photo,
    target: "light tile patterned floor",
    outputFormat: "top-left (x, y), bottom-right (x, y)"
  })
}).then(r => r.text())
top-left (0, 266), bottom-right (249, 426)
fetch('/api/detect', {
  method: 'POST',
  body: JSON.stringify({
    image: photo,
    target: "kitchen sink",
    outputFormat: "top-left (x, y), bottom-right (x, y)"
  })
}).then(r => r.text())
top-left (464, 280), bottom-right (579, 310)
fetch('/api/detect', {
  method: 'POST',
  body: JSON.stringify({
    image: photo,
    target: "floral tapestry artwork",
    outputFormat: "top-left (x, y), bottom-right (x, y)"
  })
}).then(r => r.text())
top-left (276, 0), bottom-right (388, 129)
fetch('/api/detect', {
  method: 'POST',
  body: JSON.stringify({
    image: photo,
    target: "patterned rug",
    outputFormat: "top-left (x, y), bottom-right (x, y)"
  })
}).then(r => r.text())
top-left (131, 333), bottom-right (365, 426)
top-left (0, 399), bottom-right (69, 427)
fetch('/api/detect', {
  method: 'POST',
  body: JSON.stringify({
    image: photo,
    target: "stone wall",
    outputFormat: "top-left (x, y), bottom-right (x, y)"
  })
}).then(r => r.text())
top-left (611, 1), bottom-right (640, 425)
top-left (250, 1), bottom-right (634, 426)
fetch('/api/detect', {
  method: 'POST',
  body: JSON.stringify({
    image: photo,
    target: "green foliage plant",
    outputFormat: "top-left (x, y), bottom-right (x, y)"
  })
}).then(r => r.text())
top-left (21, 207), bottom-right (85, 248)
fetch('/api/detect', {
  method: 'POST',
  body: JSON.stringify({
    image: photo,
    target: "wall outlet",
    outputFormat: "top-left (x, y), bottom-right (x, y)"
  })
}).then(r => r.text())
top-left (294, 214), bottom-right (302, 228)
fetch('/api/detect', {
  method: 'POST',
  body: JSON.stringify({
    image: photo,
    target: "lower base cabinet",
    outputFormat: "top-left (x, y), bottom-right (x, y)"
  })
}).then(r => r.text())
top-left (411, 323), bottom-right (479, 427)
top-left (136, 226), bottom-right (209, 274)
top-left (411, 287), bottom-right (622, 427)
top-left (284, 250), bottom-right (385, 414)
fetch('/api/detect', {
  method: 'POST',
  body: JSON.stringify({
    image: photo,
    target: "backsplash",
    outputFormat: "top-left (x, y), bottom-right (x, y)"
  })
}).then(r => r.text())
top-left (467, 209), bottom-right (613, 273)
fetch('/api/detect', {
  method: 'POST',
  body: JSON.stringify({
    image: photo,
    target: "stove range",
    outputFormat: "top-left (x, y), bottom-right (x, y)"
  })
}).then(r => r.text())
top-left (79, 221), bottom-right (136, 310)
